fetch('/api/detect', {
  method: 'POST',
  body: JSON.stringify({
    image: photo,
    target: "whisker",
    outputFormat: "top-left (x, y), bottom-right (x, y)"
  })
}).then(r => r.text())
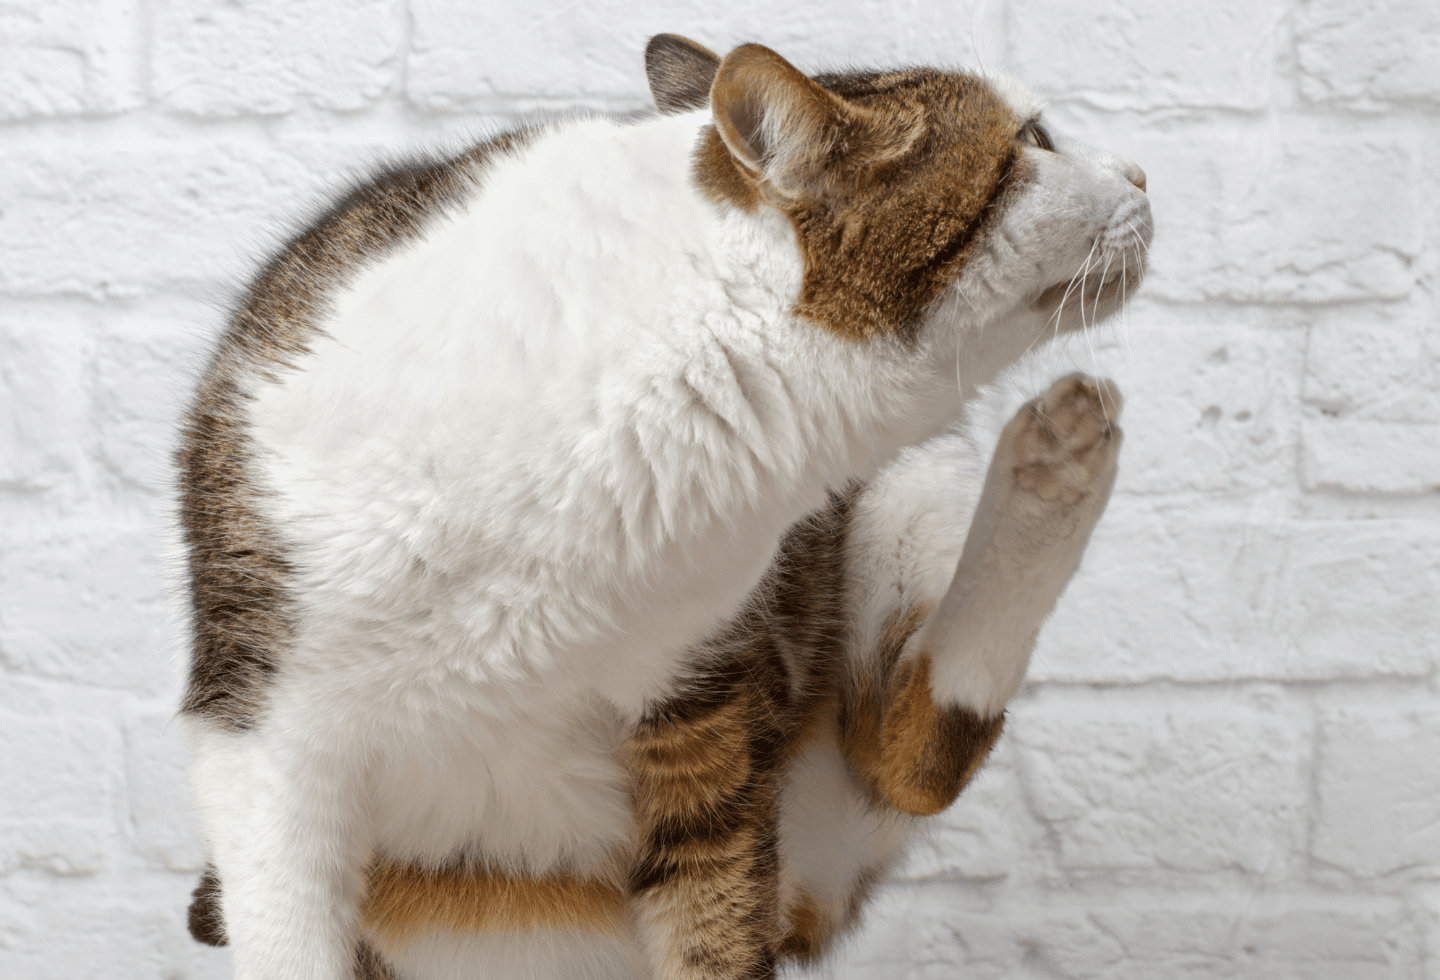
top-left (1054, 239), bottom-right (1099, 335)
top-left (1021, 253), bottom-right (1087, 360)
top-left (1092, 249), bottom-right (1113, 329)
top-left (1118, 248), bottom-right (1135, 364)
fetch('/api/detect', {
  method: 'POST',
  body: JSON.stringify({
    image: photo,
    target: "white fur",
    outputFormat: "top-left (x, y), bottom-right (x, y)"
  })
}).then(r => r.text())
top-left (776, 735), bottom-right (918, 931)
top-left (380, 930), bottom-right (650, 980)
top-left (187, 74), bottom-right (1149, 979)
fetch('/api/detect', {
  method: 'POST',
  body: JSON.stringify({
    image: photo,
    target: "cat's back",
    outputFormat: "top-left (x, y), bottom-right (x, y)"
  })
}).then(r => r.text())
top-left (176, 128), bottom-right (519, 724)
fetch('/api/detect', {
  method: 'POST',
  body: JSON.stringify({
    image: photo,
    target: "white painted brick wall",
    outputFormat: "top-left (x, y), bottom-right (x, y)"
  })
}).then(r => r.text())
top-left (1, 1), bottom-right (1436, 976)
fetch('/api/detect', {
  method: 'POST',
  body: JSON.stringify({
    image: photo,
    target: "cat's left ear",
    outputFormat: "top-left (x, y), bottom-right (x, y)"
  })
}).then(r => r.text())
top-left (645, 34), bottom-right (722, 115)
top-left (710, 44), bottom-right (923, 198)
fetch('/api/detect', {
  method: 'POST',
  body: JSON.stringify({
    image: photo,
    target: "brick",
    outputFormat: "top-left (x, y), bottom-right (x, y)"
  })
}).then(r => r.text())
top-left (124, 711), bottom-right (204, 872)
top-left (1033, 508), bottom-right (1440, 683)
top-left (152, 0), bottom-right (403, 115)
top-left (0, 869), bottom-right (232, 978)
top-left (1115, 320), bottom-right (1301, 495)
top-left (1301, 315), bottom-right (1440, 493)
top-left (1420, 888), bottom-right (1440, 980)
top-left (1214, 136), bottom-right (1420, 302)
top-left (1037, 124), bottom-right (1421, 303)
top-left (406, 0), bottom-right (927, 112)
top-left (898, 742), bottom-right (1042, 883)
top-left (1301, 418), bottom-right (1440, 494)
top-left (1315, 706), bottom-right (1440, 877)
top-left (0, 712), bottom-right (119, 875)
top-left (0, 306), bottom-right (92, 492)
top-left (1007, 0), bottom-right (1285, 110)
top-left (984, 309), bottom-right (1305, 495)
top-left (1086, 899), bottom-right (1416, 980)
top-left (1305, 316), bottom-right (1440, 426)
top-left (0, 141), bottom-right (378, 296)
top-left (1141, 132), bottom-right (1420, 303)
top-left (1008, 693), bottom-right (1308, 875)
top-left (1298, 0), bottom-right (1440, 108)
top-left (0, 1), bottom-right (139, 119)
top-left (407, 0), bottom-right (672, 111)
top-left (838, 886), bottom-right (1125, 979)
top-left (91, 301), bottom-right (210, 491)
top-left (0, 520), bottom-right (177, 695)
top-left (840, 889), bottom-right (1414, 980)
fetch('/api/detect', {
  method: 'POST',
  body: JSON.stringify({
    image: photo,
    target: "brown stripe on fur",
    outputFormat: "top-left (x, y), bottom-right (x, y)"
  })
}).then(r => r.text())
top-left (877, 654), bottom-right (1004, 816)
top-left (627, 664), bottom-right (784, 977)
top-left (839, 604), bottom-right (929, 801)
top-left (179, 132), bottom-right (528, 729)
top-left (629, 818), bottom-right (781, 980)
top-left (354, 939), bottom-right (400, 980)
top-left (360, 857), bottom-right (627, 946)
top-left (776, 888), bottom-right (829, 964)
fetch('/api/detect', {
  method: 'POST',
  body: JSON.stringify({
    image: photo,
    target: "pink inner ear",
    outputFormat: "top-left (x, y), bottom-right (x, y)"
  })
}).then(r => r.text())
top-left (711, 45), bottom-right (844, 187)
top-left (723, 92), bottom-right (768, 169)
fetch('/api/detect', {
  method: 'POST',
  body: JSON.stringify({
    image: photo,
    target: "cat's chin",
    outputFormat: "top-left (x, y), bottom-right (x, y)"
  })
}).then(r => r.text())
top-left (1030, 263), bottom-right (1143, 334)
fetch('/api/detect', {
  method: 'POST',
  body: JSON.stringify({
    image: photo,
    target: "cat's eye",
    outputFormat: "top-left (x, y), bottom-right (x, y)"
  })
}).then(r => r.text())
top-left (1018, 120), bottom-right (1054, 152)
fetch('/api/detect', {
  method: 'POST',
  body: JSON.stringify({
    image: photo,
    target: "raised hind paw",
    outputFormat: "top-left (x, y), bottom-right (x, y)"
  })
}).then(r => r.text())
top-left (1002, 372), bottom-right (1122, 528)
top-left (913, 374), bottom-right (1123, 718)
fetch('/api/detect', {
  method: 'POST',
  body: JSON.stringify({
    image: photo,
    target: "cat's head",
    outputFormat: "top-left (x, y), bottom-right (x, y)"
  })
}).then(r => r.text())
top-left (645, 35), bottom-right (1151, 353)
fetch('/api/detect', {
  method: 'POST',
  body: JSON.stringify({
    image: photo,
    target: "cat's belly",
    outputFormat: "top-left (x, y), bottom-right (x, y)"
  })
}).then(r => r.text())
top-left (366, 688), bottom-right (634, 874)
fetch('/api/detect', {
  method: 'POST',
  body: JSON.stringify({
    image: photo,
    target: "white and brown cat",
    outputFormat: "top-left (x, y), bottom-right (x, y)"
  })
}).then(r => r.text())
top-left (178, 34), bottom-right (1150, 980)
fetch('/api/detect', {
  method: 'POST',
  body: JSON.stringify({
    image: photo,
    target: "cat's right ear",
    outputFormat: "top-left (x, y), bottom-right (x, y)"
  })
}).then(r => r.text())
top-left (710, 44), bottom-right (922, 199)
top-left (645, 34), bottom-right (722, 115)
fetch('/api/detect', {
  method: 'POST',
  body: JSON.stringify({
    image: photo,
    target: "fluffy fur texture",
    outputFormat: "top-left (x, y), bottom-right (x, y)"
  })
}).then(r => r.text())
top-left (179, 35), bottom-right (1150, 980)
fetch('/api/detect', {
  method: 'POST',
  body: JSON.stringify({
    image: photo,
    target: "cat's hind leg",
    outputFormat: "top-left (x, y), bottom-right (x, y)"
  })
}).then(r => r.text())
top-left (626, 666), bottom-right (787, 980)
top-left (846, 373), bottom-right (1122, 815)
top-left (187, 713), bottom-right (374, 980)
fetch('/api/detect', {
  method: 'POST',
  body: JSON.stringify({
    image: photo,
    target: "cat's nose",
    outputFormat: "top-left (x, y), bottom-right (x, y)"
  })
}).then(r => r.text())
top-left (1121, 159), bottom-right (1146, 193)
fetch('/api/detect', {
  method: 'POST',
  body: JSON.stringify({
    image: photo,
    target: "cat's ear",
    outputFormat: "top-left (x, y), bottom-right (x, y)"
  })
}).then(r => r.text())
top-left (645, 34), bottom-right (722, 115)
top-left (710, 44), bottom-right (923, 197)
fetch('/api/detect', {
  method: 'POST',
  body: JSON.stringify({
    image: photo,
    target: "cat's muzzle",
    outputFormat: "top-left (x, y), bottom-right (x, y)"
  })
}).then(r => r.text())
top-left (1033, 197), bottom-right (1153, 331)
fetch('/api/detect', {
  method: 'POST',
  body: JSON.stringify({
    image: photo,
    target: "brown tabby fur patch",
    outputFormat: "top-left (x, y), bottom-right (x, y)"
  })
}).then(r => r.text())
top-left (178, 132), bottom-right (528, 730)
top-left (625, 488), bottom-right (856, 978)
top-left (840, 609), bottom-right (1004, 816)
top-left (839, 603), bottom-right (929, 802)
top-left (696, 68), bottom-right (1027, 342)
top-left (360, 857), bottom-right (627, 944)
top-left (878, 654), bottom-right (1004, 816)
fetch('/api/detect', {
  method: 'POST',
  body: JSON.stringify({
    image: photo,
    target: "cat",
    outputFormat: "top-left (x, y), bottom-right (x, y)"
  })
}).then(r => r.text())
top-left (177, 33), bottom-right (1150, 980)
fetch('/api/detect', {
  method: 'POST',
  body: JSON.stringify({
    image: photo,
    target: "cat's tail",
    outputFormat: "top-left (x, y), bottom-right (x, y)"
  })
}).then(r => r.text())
top-left (187, 863), bottom-right (228, 946)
